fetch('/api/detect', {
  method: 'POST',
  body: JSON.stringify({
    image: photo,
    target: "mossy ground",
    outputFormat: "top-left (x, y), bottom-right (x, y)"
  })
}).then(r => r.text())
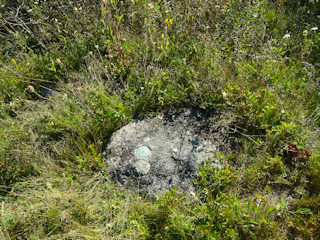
top-left (0, 0), bottom-right (319, 239)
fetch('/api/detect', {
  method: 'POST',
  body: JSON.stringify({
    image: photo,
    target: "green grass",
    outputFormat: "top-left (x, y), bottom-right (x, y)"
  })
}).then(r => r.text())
top-left (0, 0), bottom-right (319, 239)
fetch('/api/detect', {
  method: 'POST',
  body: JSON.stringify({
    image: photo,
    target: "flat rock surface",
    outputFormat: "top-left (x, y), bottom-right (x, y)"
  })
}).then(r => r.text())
top-left (104, 108), bottom-right (231, 197)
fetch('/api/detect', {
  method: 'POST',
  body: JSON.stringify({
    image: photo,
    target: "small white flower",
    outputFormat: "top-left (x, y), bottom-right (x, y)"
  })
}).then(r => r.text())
top-left (283, 34), bottom-right (290, 39)
top-left (106, 223), bottom-right (112, 229)
top-left (281, 110), bottom-right (285, 114)
top-left (148, 3), bottom-right (154, 9)
top-left (222, 92), bottom-right (227, 98)
top-left (311, 27), bottom-right (318, 31)
top-left (303, 30), bottom-right (308, 37)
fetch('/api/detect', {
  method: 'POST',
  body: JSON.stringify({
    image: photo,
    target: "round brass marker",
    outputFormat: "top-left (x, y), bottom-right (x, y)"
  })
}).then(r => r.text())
top-left (135, 146), bottom-right (151, 159)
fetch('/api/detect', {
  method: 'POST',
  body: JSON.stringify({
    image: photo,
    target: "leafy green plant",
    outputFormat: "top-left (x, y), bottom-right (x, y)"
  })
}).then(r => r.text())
top-left (195, 156), bottom-right (236, 201)
top-left (75, 144), bottom-right (103, 171)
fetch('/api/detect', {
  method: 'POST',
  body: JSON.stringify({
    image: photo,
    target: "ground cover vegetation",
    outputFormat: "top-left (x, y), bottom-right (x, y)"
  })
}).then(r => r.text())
top-left (0, 0), bottom-right (319, 239)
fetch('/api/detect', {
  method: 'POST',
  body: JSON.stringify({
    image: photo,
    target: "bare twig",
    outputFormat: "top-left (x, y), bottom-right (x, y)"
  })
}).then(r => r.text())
top-left (228, 126), bottom-right (261, 145)
top-left (2, 2), bottom-right (47, 51)
top-left (2, 75), bottom-right (55, 84)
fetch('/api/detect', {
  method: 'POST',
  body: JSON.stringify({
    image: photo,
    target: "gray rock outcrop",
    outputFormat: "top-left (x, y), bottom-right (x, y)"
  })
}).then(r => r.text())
top-left (104, 108), bottom-right (227, 198)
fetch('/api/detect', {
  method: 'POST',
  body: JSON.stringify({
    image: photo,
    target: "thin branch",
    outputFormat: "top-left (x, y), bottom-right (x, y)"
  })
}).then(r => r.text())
top-left (2, 75), bottom-right (55, 83)
top-left (228, 126), bottom-right (261, 145)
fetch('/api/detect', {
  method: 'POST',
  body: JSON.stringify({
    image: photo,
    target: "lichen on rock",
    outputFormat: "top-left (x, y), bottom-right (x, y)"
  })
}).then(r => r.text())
top-left (104, 108), bottom-right (232, 198)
